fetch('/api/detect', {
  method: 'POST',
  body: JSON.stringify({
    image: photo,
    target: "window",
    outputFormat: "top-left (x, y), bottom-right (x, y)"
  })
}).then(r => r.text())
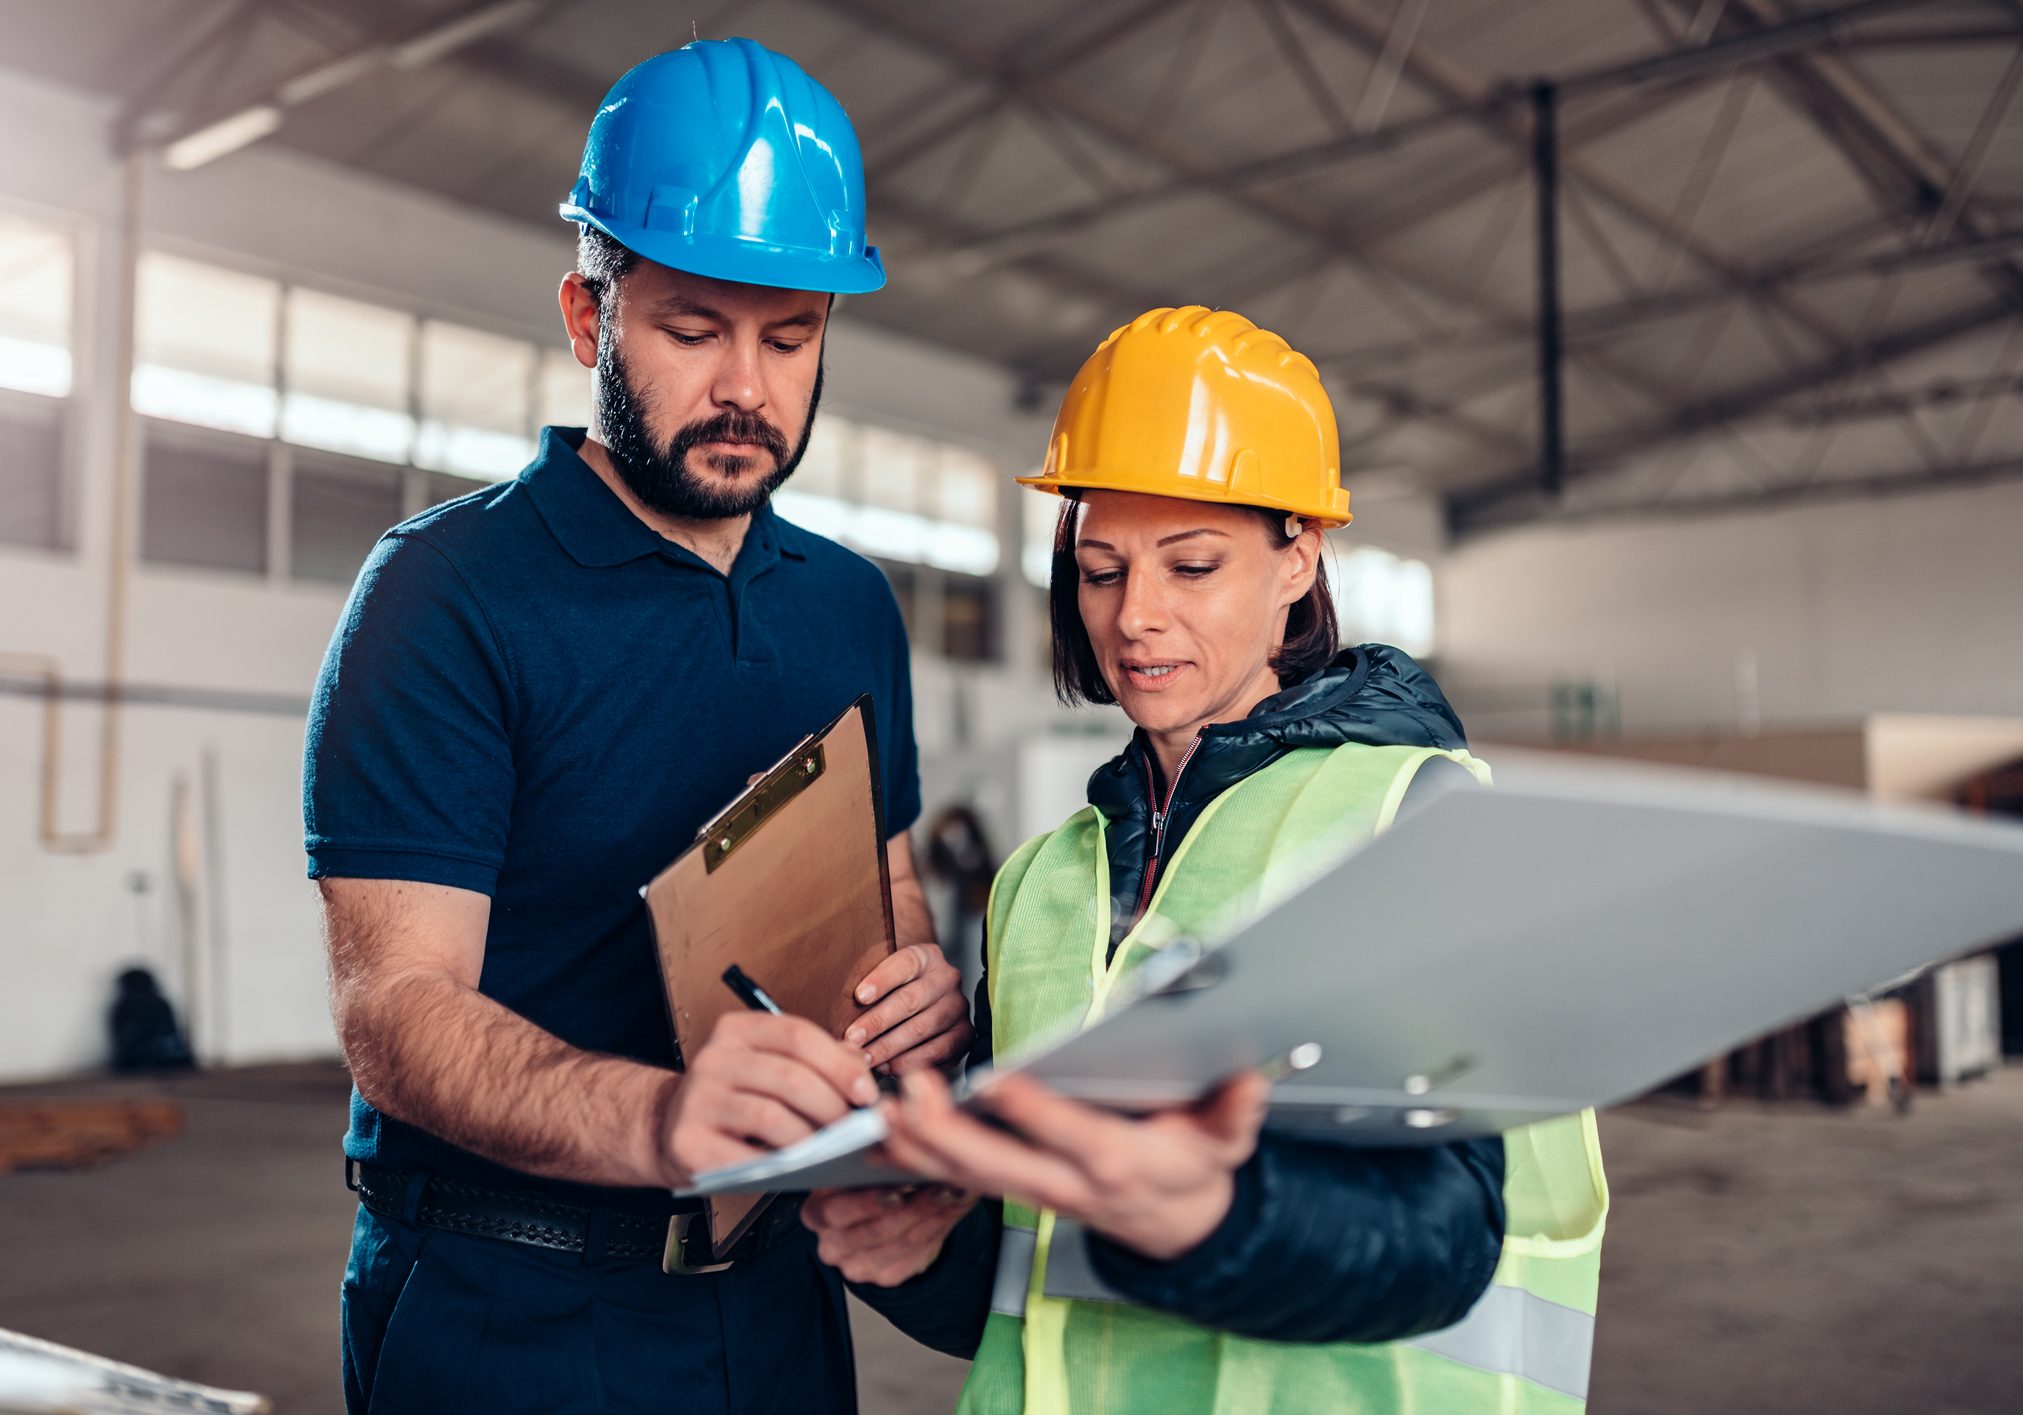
top-left (0, 399), bottom-right (64, 548)
top-left (415, 320), bottom-right (535, 479)
top-left (290, 459), bottom-right (402, 585)
top-left (132, 253), bottom-right (565, 486)
top-left (881, 561), bottom-right (918, 639)
top-left (422, 470), bottom-right (488, 511)
top-left (0, 214), bottom-right (73, 398)
top-left (1022, 482), bottom-right (1060, 587)
top-left (772, 413), bottom-right (1005, 577)
top-left (282, 288), bottom-right (414, 463)
top-left (1331, 546), bottom-right (1435, 658)
top-left (942, 574), bottom-right (998, 663)
top-left (134, 253), bottom-right (280, 437)
top-left (538, 349), bottom-right (593, 430)
top-left (140, 430), bottom-right (269, 574)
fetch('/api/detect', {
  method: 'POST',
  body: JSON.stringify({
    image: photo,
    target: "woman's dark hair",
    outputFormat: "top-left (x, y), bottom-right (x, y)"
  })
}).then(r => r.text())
top-left (1048, 494), bottom-right (1340, 707)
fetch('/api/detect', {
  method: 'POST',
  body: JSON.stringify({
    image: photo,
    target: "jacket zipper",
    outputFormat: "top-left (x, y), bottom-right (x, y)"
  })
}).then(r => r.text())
top-left (1134, 733), bottom-right (1204, 921)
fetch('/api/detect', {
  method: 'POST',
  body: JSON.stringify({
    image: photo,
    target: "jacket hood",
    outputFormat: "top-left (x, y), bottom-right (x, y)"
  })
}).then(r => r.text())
top-left (1088, 644), bottom-right (1467, 820)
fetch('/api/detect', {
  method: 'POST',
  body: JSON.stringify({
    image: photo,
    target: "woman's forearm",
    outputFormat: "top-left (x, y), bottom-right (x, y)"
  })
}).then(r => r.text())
top-left (1086, 1135), bottom-right (1507, 1343)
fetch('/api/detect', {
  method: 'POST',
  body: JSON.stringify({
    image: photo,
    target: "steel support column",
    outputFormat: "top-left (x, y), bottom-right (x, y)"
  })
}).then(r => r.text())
top-left (1534, 82), bottom-right (1565, 499)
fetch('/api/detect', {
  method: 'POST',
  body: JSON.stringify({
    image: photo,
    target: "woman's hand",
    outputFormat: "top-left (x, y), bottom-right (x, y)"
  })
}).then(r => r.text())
top-left (878, 1068), bottom-right (1270, 1261)
top-left (802, 1184), bottom-right (978, 1286)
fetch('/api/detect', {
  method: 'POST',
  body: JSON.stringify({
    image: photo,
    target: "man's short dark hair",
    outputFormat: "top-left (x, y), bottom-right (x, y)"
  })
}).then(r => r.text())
top-left (1047, 495), bottom-right (1341, 707)
top-left (576, 226), bottom-right (639, 318)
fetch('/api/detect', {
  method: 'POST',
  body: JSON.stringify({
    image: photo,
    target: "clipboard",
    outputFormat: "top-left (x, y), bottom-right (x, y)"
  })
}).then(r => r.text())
top-left (673, 750), bottom-right (2023, 1196)
top-left (642, 695), bottom-right (895, 1271)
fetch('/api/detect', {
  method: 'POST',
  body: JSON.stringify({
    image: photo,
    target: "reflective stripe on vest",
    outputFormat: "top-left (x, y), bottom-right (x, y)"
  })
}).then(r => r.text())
top-left (991, 1221), bottom-right (1131, 1316)
top-left (1404, 1283), bottom-right (1595, 1401)
top-left (993, 1221), bottom-right (1595, 1398)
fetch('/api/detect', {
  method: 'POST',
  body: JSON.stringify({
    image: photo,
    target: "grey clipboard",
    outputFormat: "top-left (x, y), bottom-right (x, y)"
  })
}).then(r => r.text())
top-left (676, 752), bottom-right (2023, 1196)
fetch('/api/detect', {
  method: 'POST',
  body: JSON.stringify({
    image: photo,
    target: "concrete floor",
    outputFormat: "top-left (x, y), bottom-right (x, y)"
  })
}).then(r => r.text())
top-left (1, 1063), bottom-right (2018, 1414)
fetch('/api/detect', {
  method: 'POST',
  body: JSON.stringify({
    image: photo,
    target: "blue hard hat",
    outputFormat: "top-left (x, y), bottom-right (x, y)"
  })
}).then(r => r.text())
top-left (560, 38), bottom-right (884, 295)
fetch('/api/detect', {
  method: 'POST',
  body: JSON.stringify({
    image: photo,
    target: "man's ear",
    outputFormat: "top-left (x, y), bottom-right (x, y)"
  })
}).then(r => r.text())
top-left (559, 273), bottom-right (602, 371)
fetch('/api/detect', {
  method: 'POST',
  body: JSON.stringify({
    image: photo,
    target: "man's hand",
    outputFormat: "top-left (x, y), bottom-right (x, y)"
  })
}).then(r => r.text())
top-left (848, 835), bottom-right (973, 1074)
top-left (848, 943), bottom-right (971, 1074)
top-left (802, 1185), bottom-right (977, 1286)
top-left (662, 1011), bottom-right (882, 1182)
top-left (877, 1069), bottom-right (1269, 1261)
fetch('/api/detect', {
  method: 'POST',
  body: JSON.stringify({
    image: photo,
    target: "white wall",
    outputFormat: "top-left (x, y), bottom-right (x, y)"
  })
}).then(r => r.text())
top-left (1439, 479), bottom-right (2023, 740)
top-left (0, 67), bottom-right (1064, 1080)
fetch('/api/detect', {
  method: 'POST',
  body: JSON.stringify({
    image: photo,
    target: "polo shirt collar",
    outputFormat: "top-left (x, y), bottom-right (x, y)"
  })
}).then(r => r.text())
top-left (523, 426), bottom-right (811, 571)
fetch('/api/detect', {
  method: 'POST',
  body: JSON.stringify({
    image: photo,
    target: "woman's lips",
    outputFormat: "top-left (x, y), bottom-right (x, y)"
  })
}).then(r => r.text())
top-left (1122, 662), bottom-right (1189, 692)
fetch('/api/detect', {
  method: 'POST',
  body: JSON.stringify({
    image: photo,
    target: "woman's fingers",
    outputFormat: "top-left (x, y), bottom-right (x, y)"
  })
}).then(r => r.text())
top-left (974, 1074), bottom-right (1142, 1152)
top-left (884, 1072), bottom-right (1098, 1213)
top-left (1142, 1071), bottom-right (1272, 1165)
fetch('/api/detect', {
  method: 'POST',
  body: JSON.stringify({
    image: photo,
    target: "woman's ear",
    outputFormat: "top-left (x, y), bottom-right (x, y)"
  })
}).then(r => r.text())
top-left (1278, 522), bottom-right (1324, 608)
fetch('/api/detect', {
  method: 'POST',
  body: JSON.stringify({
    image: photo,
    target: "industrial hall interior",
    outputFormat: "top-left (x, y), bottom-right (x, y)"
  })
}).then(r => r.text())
top-left (4, 1), bottom-right (2023, 1413)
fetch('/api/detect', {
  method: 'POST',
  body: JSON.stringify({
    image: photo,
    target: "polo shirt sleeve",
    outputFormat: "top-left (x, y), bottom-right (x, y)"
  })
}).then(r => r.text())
top-left (303, 531), bottom-right (516, 895)
top-left (876, 582), bottom-right (923, 837)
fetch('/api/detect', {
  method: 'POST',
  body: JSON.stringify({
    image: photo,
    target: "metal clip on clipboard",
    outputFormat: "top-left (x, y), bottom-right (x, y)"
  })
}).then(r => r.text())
top-left (641, 695), bottom-right (896, 1273)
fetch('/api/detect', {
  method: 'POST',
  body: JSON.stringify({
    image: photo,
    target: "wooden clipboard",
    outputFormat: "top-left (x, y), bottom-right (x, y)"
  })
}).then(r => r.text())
top-left (642, 695), bottom-right (895, 1271)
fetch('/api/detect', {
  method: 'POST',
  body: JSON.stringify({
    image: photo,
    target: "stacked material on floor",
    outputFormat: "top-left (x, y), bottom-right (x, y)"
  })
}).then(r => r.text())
top-left (0, 1101), bottom-right (184, 1175)
top-left (0, 1327), bottom-right (266, 1414)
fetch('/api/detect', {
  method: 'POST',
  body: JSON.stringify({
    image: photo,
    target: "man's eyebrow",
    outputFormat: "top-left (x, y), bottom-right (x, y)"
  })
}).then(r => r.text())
top-left (650, 296), bottom-right (726, 322)
top-left (766, 310), bottom-right (825, 332)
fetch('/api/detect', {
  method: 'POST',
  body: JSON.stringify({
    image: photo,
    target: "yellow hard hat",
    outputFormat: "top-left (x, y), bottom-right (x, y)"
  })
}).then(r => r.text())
top-left (1016, 305), bottom-right (1351, 528)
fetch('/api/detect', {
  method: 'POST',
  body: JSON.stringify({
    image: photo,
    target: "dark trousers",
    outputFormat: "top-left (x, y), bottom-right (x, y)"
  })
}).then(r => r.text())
top-left (341, 1205), bottom-right (858, 1414)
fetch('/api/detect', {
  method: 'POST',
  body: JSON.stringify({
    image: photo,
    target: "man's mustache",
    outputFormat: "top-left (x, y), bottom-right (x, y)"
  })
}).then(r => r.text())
top-left (675, 411), bottom-right (790, 466)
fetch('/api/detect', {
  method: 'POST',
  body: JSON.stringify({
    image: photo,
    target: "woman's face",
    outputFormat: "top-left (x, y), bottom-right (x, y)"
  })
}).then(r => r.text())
top-left (1074, 491), bottom-right (1321, 737)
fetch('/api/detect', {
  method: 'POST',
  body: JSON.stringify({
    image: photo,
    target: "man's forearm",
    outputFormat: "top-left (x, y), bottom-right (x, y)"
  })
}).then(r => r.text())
top-left (341, 966), bottom-right (675, 1189)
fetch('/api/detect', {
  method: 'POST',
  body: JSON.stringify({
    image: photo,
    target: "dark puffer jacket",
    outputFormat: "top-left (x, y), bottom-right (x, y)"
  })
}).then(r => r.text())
top-left (854, 646), bottom-right (1506, 1356)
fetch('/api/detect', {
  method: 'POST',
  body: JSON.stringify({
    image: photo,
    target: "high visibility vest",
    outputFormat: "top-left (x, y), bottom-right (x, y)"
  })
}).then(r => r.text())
top-left (956, 743), bottom-right (1610, 1415)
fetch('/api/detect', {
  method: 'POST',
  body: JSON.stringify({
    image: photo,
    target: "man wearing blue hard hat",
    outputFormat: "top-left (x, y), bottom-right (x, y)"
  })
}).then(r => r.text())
top-left (305, 38), bottom-right (968, 1413)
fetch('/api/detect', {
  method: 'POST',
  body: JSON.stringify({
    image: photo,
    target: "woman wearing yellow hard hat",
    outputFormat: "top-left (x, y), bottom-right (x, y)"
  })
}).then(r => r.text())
top-left (809, 307), bottom-right (1609, 1415)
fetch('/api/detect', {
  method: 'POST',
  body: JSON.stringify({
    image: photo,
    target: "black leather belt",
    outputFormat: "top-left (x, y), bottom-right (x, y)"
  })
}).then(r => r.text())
top-left (347, 1160), bottom-right (799, 1270)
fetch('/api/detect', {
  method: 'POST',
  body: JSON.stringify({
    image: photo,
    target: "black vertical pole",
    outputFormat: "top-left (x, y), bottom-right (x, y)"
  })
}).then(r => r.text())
top-left (1533, 80), bottom-right (1565, 500)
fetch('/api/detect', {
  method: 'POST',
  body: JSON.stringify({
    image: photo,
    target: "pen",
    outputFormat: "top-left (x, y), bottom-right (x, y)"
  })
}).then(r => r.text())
top-left (721, 964), bottom-right (785, 1016)
top-left (720, 965), bottom-right (900, 1099)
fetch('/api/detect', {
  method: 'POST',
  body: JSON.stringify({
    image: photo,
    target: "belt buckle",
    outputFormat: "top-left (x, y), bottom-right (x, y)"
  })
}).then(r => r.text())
top-left (663, 1211), bottom-right (735, 1275)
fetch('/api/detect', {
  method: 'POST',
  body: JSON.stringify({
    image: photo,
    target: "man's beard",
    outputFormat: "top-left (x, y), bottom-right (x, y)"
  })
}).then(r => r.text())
top-left (594, 328), bottom-right (823, 520)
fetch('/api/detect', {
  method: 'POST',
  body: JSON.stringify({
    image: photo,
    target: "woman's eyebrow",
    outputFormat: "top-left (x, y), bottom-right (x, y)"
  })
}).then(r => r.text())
top-left (1077, 529), bottom-right (1229, 552)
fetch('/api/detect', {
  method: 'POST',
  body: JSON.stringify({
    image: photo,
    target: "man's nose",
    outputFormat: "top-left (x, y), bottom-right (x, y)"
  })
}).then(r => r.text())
top-left (711, 340), bottom-right (766, 413)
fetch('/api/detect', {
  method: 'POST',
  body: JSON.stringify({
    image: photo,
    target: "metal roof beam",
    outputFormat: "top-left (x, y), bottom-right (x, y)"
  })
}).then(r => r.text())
top-left (1449, 297), bottom-right (2020, 527)
top-left (1710, 0), bottom-right (2023, 309)
top-left (1457, 449), bottom-right (2023, 533)
top-left (1284, 0), bottom-right (1864, 358)
top-left (864, 187), bottom-right (1532, 463)
top-left (1314, 225), bottom-right (2023, 375)
top-left (118, 0), bottom-right (553, 161)
top-left (817, 0), bottom-right (1685, 415)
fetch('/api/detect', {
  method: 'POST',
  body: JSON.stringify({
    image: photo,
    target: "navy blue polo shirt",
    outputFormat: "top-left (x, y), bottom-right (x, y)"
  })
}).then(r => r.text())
top-left (303, 426), bottom-right (920, 1203)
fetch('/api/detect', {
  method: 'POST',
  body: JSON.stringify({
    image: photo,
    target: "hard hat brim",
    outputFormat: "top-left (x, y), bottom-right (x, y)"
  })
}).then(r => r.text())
top-left (1014, 472), bottom-right (1351, 529)
top-left (562, 207), bottom-right (887, 295)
